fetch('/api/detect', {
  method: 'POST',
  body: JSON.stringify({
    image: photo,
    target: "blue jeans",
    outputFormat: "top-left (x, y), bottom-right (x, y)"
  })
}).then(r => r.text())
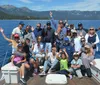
top-left (43, 59), bottom-right (58, 72)
top-left (45, 43), bottom-right (52, 53)
top-left (56, 70), bottom-right (70, 76)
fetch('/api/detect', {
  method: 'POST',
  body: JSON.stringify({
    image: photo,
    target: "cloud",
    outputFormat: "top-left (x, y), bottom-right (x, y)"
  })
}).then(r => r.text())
top-left (50, 0), bottom-right (100, 11)
top-left (34, 0), bottom-right (52, 2)
top-left (19, 0), bottom-right (32, 3)
top-left (32, 5), bottom-right (44, 10)
top-left (41, 0), bottom-right (52, 2)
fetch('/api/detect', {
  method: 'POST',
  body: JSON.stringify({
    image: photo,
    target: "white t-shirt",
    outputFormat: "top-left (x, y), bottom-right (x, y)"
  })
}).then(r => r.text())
top-left (74, 36), bottom-right (82, 52)
top-left (48, 52), bottom-right (58, 64)
top-left (12, 27), bottom-right (23, 37)
top-left (33, 43), bottom-right (44, 54)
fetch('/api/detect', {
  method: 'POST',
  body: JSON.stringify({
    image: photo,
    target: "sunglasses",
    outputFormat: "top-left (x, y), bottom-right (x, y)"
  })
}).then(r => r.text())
top-left (14, 37), bottom-right (19, 39)
top-left (89, 29), bottom-right (94, 30)
top-left (59, 22), bottom-right (63, 24)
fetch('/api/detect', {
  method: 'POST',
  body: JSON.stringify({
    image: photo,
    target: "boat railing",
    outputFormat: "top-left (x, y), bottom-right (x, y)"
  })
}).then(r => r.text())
top-left (0, 48), bottom-right (11, 68)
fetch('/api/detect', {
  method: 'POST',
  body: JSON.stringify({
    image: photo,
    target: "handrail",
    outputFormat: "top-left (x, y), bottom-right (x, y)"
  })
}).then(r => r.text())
top-left (2, 50), bottom-right (8, 66)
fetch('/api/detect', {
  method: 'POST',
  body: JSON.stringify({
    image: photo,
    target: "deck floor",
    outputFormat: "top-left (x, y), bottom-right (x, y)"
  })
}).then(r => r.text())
top-left (0, 75), bottom-right (100, 85)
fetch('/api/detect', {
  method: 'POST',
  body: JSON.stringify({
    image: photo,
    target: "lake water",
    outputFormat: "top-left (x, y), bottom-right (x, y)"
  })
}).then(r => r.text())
top-left (0, 20), bottom-right (100, 67)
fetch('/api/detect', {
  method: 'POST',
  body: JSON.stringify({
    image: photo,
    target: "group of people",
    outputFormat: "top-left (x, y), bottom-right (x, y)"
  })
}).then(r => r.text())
top-left (0, 12), bottom-right (100, 84)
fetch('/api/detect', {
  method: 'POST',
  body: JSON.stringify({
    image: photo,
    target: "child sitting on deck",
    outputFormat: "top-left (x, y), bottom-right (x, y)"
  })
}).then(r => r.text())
top-left (56, 49), bottom-right (72, 79)
top-left (69, 52), bottom-right (83, 78)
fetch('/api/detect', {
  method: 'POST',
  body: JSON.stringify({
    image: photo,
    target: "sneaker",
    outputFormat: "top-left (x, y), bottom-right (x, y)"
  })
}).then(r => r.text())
top-left (20, 78), bottom-right (26, 84)
top-left (39, 71), bottom-right (46, 76)
top-left (33, 72), bottom-right (38, 76)
top-left (47, 69), bottom-right (51, 74)
top-left (69, 75), bottom-right (73, 80)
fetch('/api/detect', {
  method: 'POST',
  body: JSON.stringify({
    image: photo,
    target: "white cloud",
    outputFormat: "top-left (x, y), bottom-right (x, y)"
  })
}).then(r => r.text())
top-left (50, 0), bottom-right (100, 11)
top-left (41, 0), bottom-right (52, 2)
top-left (32, 5), bottom-right (44, 10)
top-left (19, 0), bottom-right (32, 3)
top-left (34, 0), bottom-right (52, 2)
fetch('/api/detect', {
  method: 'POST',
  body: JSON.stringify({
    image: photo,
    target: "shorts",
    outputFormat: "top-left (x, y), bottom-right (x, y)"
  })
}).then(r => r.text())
top-left (13, 61), bottom-right (23, 68)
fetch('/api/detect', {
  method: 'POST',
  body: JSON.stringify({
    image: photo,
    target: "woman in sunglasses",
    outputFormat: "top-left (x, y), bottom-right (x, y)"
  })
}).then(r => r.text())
top-left (81, 45), bottom-right (95, 78)
top-left (85, 27), bottom-right (99, 54)
top-left (0, 28), bottom-right (20, 54)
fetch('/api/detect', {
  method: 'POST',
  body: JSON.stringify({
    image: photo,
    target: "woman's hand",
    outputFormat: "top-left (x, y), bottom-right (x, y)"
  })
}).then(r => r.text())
top-left (31, 26), bottom-right (34, 32)
top-left (92, 60), bottom-right (96, 65)
top-left (17, 61), bottom-right (21, 64)
top-left (59, 49), bottom-right (62, 54)
top-left (50, 11), bottom-right (53, 17)
top-left (63, 48), bottom-right (66, 52)
top-left (0, 28), bottom-right (4, 33)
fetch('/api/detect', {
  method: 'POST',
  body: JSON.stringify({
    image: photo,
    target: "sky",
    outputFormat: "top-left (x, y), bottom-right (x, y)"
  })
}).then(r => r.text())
top-left (0, 0), bottom-right (100, 11)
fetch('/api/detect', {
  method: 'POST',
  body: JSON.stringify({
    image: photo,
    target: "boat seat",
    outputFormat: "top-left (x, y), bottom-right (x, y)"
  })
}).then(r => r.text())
top-left (45, 74), bottom-right (67, 85)
top-left (1, 62), bottom-right (20, 84)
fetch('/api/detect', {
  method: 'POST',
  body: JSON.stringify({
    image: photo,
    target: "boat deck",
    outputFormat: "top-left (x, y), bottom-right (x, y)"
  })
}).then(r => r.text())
top-left (0, 75), bottom-right (100, 85)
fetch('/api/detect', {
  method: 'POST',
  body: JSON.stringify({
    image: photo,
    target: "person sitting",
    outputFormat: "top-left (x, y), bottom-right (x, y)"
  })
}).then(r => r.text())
top-left (32, 36), bottom-right (45, 63)
top-left (0, 28), bottom-right (20, 54)
top-left (21, 38), bottom-right (31, 62)
top-left (81, 45), bottom-right (95, 78)
top-left (69, 52), bottom-right (83, 78)
top-left (39, 47), bottom-right (59, 75)
top-left (56, 49), bottom-right (72, 79)
top-left (11, 44), bottom-right (30, 84)
top-left (29, 36), bottom-right (44, 75)
top-left (61, 37), bottom-right (75, 66)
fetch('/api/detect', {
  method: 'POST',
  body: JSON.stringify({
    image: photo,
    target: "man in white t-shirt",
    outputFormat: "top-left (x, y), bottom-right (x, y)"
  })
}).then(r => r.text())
top-left (72, 30), bottom-right (82, 52)
top-left (39, 47), bottom-right (59, 75)
top-left (11, 21), bottom-right (25, 39)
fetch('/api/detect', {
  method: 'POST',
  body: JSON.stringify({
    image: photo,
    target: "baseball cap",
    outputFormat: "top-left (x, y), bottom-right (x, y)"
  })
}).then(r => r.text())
top-left (17, 43), bottom-right (23, 47)
top-left (64, 37), bottom-right (69, 42)
top-left (73, 52), bottom-right (79, 57)
top-left (19, 21), bottom-right (25, 25)
top-left (78, 23), bottom-right (82, 27)
top-left (14, 33), bottom-right (19, 38)
top-left (46, 21), bottom-right (51, 26)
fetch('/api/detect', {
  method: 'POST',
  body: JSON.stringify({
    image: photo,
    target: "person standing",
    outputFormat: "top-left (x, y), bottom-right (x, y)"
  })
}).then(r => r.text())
top-left (77, 23), bottom-right (86, 37)
top-left (43, 21), bottom-right (55, 52)
top-left (34, 23), bottom-right (43, 38)
top-left (11, 21), bottom-right (25, 40)
top-left (85, 27), bottom-right (99, 54)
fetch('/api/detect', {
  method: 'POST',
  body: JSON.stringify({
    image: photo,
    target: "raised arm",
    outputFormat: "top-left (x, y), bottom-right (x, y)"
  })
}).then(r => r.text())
top-left (50, 11), bottom-right (57, 29)
top-left (0, 28), bottom-right (12, 42)
top-left (63, 48), bottom-right (69, 58)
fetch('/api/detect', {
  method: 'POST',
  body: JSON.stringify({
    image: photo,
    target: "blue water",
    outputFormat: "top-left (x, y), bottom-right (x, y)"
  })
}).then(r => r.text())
top-left (0, 20), bottom-right (100, 67)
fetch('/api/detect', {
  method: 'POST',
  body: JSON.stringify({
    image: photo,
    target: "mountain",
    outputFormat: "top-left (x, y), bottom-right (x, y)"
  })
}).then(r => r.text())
top-left (0, 5), bottom-right (100, 20)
